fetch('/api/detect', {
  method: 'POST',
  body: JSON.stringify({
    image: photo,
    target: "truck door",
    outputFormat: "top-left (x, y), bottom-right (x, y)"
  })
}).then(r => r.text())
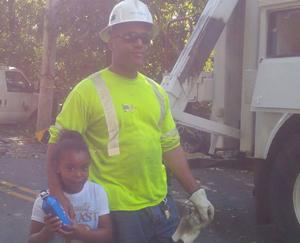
top-left (3, 70), bottom-right (35, 123)
top-left (252, 7), bottom-right (300, 112)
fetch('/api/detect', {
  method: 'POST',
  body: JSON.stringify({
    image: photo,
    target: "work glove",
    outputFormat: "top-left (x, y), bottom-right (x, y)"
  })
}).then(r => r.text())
top-left (172, 189), bottom-right (214, 243)
top-left (172, 202), bottom-right (206, 243)
top-left (189, 188), bottom-right (214, 225)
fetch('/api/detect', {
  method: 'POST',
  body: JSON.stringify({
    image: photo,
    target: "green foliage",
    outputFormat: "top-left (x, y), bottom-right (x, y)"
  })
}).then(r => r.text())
top-left (0, 0), bottom-right (45, 83)
top-left (0, 0), bottom-right (210, 92)
top-left (146, 0), bottom-right (208, 81)
top-left (53, 0), bottom-right (114, 90)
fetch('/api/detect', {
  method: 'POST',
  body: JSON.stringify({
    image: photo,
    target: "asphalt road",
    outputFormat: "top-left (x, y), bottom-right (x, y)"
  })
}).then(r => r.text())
top-left (0, 125), bottom-right (276, 243)
top-left (0, 155), bottom-right (275, 243)
top-left (0, 158), bottom-right (47, 243)
top-left (171, 166), bottom-right (269, 243)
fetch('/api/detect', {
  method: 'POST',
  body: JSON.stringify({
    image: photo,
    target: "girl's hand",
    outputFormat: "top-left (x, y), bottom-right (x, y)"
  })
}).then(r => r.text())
top-left (43, 214), bottom-right (62, 234)
top-left (58, 224), bottom-right (90, 240)
top-left (72, 224), bottom-right (91, 236)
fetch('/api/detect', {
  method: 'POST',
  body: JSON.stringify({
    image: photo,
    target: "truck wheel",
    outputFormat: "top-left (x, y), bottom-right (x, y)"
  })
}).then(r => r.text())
top-left (270, 136), bottom-right (300, 242)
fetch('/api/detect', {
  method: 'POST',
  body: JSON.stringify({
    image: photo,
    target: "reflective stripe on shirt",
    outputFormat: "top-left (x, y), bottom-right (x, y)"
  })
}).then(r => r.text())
top-left (145, 78), bottom-right (166, 128)
top-left (90, 73), bottom-right (120, 156)
top-left (161, 127), bottom-right (179, 140)
top-left (90, 74), bottom-right (167, 156)
top-left (54, 122), bottom-right (63, 131)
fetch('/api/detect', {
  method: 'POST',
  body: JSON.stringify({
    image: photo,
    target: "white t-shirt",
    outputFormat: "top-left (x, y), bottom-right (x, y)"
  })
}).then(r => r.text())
top-left (31, 181), bottom-right (109, 243)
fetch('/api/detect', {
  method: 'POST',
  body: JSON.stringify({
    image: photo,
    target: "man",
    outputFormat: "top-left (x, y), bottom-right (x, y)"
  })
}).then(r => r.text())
top-left (47, 0), bottom-right (214, 242)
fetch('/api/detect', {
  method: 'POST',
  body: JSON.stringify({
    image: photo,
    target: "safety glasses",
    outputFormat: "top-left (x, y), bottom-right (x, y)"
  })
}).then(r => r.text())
top-left (114, 32), bottom-right (152, 45)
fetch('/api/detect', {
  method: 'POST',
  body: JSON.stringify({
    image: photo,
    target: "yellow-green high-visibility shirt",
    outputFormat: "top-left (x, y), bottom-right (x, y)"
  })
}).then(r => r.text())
top-left (49, 68), bottom-right (180, 211)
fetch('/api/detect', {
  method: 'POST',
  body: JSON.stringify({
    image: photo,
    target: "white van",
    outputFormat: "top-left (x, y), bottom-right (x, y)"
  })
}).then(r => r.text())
top-left (0, 66), bottom-right (38, 124)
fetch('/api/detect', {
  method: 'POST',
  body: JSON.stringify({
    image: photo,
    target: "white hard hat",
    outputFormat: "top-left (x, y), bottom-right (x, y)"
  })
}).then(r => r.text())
top-left (100, 0), bottom-right (158, 42)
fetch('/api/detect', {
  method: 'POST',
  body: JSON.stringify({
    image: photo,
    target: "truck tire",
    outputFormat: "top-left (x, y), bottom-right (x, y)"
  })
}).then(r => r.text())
top-left (270, 136), bottom-right (300, 242)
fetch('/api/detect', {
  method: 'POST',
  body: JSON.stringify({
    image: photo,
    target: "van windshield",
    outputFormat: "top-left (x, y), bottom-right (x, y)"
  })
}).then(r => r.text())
top-left (5, 71), bottom-right (31, 92)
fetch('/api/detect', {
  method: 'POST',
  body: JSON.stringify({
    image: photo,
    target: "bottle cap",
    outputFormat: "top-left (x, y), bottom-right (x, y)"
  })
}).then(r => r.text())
top-left (39, 190), bottom-right (49, 199)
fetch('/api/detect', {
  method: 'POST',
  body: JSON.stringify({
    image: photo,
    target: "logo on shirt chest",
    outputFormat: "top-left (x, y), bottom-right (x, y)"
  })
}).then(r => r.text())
top-left (122, 104), bottom-right (135, 112)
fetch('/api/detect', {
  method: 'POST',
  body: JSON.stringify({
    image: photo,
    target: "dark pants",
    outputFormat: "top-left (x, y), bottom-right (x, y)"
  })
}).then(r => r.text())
top-left (111, 195), bottom-right (180, 243)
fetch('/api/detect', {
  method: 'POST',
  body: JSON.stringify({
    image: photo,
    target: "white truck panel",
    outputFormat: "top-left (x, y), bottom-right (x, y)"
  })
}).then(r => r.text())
top-left (173, 109), bottom-right (240, 139)
top-left (251, 58), bottom-right (300, 111)
top-left (188, 73), bottom-right (213, 103)
top-left (210, 31), bottom-right (226, 149)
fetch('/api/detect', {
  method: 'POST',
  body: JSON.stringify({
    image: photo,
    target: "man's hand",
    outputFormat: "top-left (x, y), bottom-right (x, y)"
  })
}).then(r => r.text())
top-left (172, 203), bottom-right (205, 243)
top-left (56, 194), bottom-right (76, 220)
top-left (189, 188), bottom-right (214, 225)
top-left (172, 189), bottom-right (214, 243)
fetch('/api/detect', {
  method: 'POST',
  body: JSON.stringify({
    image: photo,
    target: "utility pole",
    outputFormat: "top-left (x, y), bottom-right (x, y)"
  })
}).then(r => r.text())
top-left (36, 0), bottom-right (59, 132)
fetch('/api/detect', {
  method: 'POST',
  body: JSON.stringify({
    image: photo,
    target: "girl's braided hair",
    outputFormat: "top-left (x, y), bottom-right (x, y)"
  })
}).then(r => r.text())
top-left (51, 130), bottom-right (89, 162)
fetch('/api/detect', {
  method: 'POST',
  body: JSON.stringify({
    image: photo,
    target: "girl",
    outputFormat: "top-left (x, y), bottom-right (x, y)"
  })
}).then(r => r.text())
top-left (28, 130), bottom-right (112, 243)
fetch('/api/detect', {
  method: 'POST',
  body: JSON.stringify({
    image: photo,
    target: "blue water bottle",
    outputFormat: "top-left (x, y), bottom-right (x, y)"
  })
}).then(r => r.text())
top-left (40, 190), bottom-right (72, 228)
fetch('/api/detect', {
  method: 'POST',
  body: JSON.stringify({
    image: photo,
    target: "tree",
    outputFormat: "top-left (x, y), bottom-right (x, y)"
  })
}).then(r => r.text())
top-left (146, 0), bottom-right (208, 80)
top-left (36, 0), bottom-right (59, 131)
top-left (0, 0), bottom-right (45, 83)
top-left (0, 0), bottom-right (209, 130)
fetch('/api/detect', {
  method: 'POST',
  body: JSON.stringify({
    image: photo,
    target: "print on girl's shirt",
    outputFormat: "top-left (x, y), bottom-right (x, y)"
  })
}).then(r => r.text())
top-left (74, 203), bottom-right (99, 223)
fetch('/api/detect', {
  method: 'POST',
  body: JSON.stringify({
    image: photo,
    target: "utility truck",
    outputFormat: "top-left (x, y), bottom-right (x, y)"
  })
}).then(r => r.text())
top-left (162, 0), bottom-right (300, 241)
top-left (0, 66), bottom-right (38, 124)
